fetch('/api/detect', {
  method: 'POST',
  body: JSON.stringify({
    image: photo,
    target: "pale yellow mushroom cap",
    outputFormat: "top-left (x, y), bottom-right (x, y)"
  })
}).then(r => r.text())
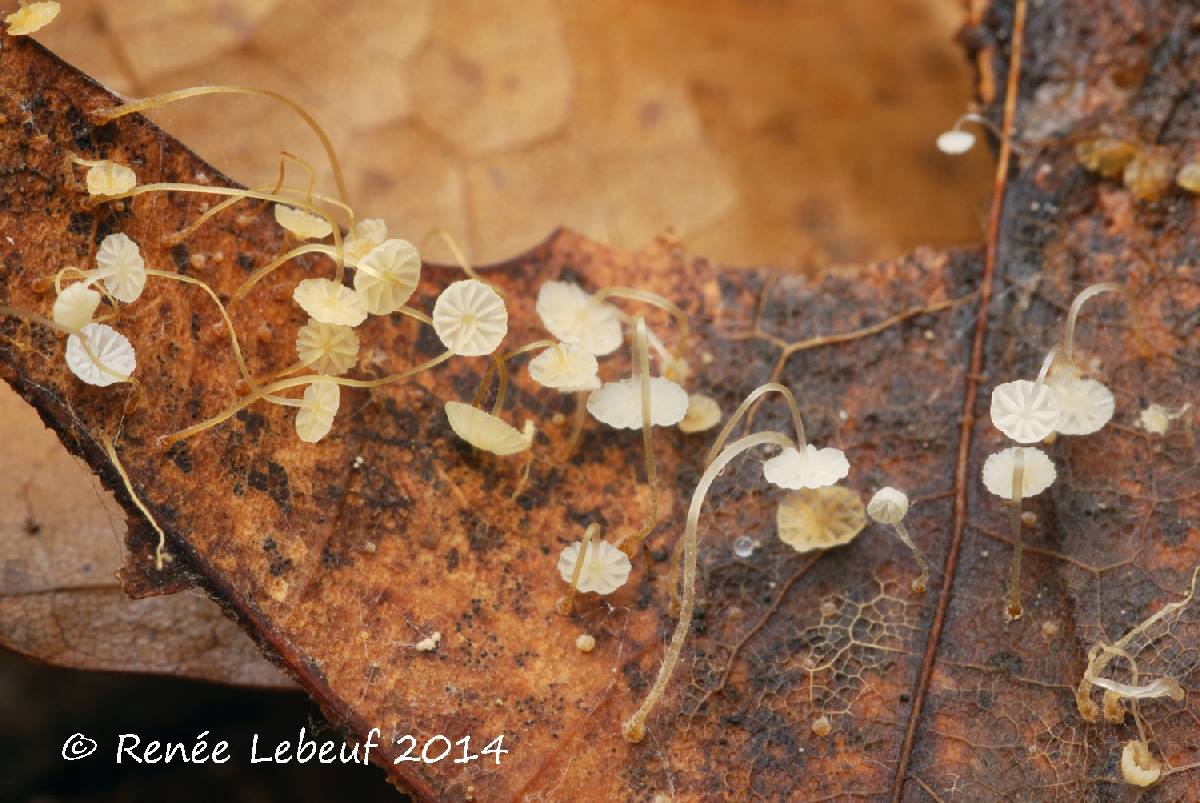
top-left (556, 539), bottom-right (632, 594)
top-left (936, 129), bottom-right (976, 155)
top-left (990, 379), bottom-right (1061, 443)
top-left (763, 444), bottom-right (850, 490)
top-left (292, 278), bottom-right (368, 327)
top-left (444, 401), bottom-right (531, 455)
top-left (5, 1), bottom-right (59, 35)
top-left (776, 486), bottom-right (866, 553)
top-left (295, 379), bottom-right (341, 443)
top-left (52, 283), bottom-right (102, 331)
top-left (535, 281), bottom-right (623, 356)
top-left (1120, 740), bottom-right (1161, 788)
top-left (1046, 375), bottom-right (1114, 435)
top-left (354, 239), bottom-right (421, 315)
top-left (432, 279), bottom-right (508, 357)
top-left (295, 318), bottom-right (359, 376)
top-left (342, 218), bottom-right (388, 265)
top-left (528, 343), bottom-right (599, 391)
top-left (85, 160), bottom-right (137, 197)
top-left (274, 204), bottom-right (332, 240)
top-left (981, 446), bottom-right (1057, 498)
top-left (866, 486), bottom-right (909, 524)
top-left (94, 233), bottom-right (146, 303)
top-left (586, 377), bottom-right (689, 429)
top-left (678, 392), bottom-right (721, 433)
top-left (65, 323), bottom-right (136, 387)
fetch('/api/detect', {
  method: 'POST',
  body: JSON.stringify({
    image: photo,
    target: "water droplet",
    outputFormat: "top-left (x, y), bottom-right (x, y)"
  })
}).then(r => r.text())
top-left (733, 536), bottom-right (754, 558)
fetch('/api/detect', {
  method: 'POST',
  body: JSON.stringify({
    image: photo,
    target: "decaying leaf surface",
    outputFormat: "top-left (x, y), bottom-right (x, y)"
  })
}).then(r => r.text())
top-left (1, 1), bottom-right (1199, 800)
top-left (0, 383), bottom-right (293, 688)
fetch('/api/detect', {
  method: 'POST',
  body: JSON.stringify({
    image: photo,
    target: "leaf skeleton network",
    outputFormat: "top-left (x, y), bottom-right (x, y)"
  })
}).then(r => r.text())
top-left (2, 4), bottom-right (1199, 788)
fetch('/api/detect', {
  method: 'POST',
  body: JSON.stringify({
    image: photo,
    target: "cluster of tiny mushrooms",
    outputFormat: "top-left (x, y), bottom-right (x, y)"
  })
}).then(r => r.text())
top-left (0, 6), bottom-right (1196, 781)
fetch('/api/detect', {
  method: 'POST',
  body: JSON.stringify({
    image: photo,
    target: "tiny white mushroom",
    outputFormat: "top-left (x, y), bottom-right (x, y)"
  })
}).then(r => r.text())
top-left (762, 444), bottom-right (850, 490)
top-left (1120, 740), bottom-right (1161, 788)
top-left (292, 278), bottom-right (368, 327)
top-left (274, 204), bottom-right (332, 240)
top-left (981, 447), bottom-right (1057, 498)
top-left (528, 342), bottom-right (600, 391)
top-left (342, 218), bottom-right (388, 265)
top-left (432, 279), bottom-right (508, 357)
top-left (678, 393), bottom-right (721, 433)
top-left (52, 283), bottom-right (101, 331)
top-left (1046, 375), bottom-right (1114, 435)
top-left (936, 129), bottom-right (976, 155)
top-left (94, 233), bottom-right (147, 303)
top-left (414, 632), bottom-right (441, 653)
top-left (444, 401), bottom-right (531, 455)
top-left (295, 318), bottom-right (359, 376)
top-left (4, 1), bottom-right (59, 35)
top-left (586, 377), bottom-right (689, 429)
top-left (866, 487), bottom-right (909, 524)
top-left (575, 633), bottom-right (596, 652)
top-left (556, 539), bottom-right (632, 594)
top-left (294, 379), bottom-right (341, 443)
top-left (990, 379), bottom-right (1062, 443)
top-left (85, 161), bottom-right (137, 197)
top-left (65, 323), bottom-right (136, 387)
top-left (535, 280), bottom-right (623, 356)
top-left (354, 238), bottom-right (421, 315)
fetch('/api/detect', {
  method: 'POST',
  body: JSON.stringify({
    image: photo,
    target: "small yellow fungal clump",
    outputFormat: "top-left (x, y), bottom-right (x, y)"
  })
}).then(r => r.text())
top-left (432, 279), bottom-right (508, 357)
top-left (763, 444), bottom-right (850, 490)
top-left (292, 278), bottom-right (368, 327)
top-left (586, 377), bottom-right (689, 429)
top-left (810, 715), bottom-right (832, 737)
top-left (776, 486), bottom-right (865, 553)
top-left (65, 323), bottom-right (136, 387)
top-left (52, 283), bottom-right (101, 330)
top-left (444, 401), bottom-right (532, 456)
top-left (295, 319), bottom-right (359, 376)
top-left (556, 539), bottom-right (631, 594)
top-left (354, 239), bottom-right (421, 315)
top-left (274, 204), bottom-right (332, 240)
top-left (678, 392), bottom-right (721, 433)
top-left (85, 160), bottom-right (137, 197)
top-left (1076, 137), bottom-right (1139, 178)
top-left (415, 632), bottom-right (441, 653)
top-left (4, 1), bottom-right (59, 35)
top-left (294, 379), bottom-right (341, 443)
top-left (1123, 148), bottom-right (1173, 201)
top-left (1177, 162), bottom-right (1200, 193)
top-left (1139, 402), bottom-right (1190, 435)
top-left (94, 233), bottom-right (147, 303)
top-left (528, 343), bottom-right (600, 391)
top-left (1120, 740), bottom-right (1161, 787)
top-left (575, 634), bottom-right (596, 653)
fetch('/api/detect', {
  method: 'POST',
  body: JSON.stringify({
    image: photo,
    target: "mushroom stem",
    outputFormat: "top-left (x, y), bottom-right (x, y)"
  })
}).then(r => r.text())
top-left (594, 286), bottom-right (690, 364)
top-left (424, 228), bottom-right (482, 282)
top-left (1005, 448), bottom-right (1026, 621)
top-left (557, 523), bottom-right (599, 615)
top-left (890, 521), bottom-right (931, 593)
top-left (1064, 282), bottom-right (1147, 363)
top-left (616, 315), bottom-right (660, 558)
top-left (100, 434), bottom-right (171, 570)
top-left (231, 243), bottom-right (331, 303)
top-left (470, 341), bottom-right (557, 412)
top-left (622, 430), bottom-right (793, 744)
top-left (562, 391), bottom-right (589, 459)
top-left (704, 382), bottom-right (807, 466)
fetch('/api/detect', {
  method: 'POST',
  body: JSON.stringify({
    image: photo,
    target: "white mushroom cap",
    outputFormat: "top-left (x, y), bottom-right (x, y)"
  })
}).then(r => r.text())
top-left (295, 379), bottom-right (341, 443)
top-left (586, 377), bottom-right (689, 429)
top-left (65, 323), bottom-right (136, 387)
top-left (535, 281), bottom-right (623, 356)
top-left (342, 218), bottom-right (388, 265)
top-left (5, 1), bottom-right (59, 35)
top-left (444, 401), bottom-right (532, 455)
top-left (274, 204), bottom-right (333, 240)
top-left (1046, 375), bottom-right (1114, 435)
top-left (292, 278), bottom-right (368, 327)
top-left (776, 486), bottom-right (866, 553)
top-left (866, 486), bottom-right (909, 524)
top-left (528, 343), bottom-right (599, 391)
top-left (1120, 740), bottom-right (1161, 788)
top-left (85, 161), bottom-right (136, 197)
top-left (981, 446), bottom-right (1057, 498)
top-left (936, 129), bottom-right (976, 155)
top-left (763, 444), bottom-right (850, 490)
top-left (295, 319), bottom-right (359, 376)
top-left (353, 239), bottom-right (421, 315)
top-left (52, 283), bottom-right (101, 331)
top-left (678, 392), bottom-right (721, 433)
top-left (94, 233), bottom-right (146, 303)
top-left (432, 279), bottom-right (508, 356)
top-left (990, 379), bottom-right (1061, 443)
top-left (556, 539), bottom-right (632, 594)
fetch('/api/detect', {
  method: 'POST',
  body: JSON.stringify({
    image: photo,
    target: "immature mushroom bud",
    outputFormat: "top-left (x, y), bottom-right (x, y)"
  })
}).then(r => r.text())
top-left (274, 204), bottom-right (333, 240)
top-left (556, 539), bottom-right (632, 595)
top-left (85, 160), bottom-right (137, 197)
top-left (535, 280), bottom-right (623, 356)
top-left (762, 444), bottom-right (850, 490)
top-left (575, 634), bottom-right (596, 653)
top-left (65, 323), bottom-right (136, 387)
top-left (586, 377), bottom-right (689, 429)
top-left (4, 1), bottom-right (59, 35)
top-left (295, 319), bottom-right (359, 376)
top-left (354, 239), bottom-right (421, 315)
top-left (1123, 147), bottom-right (1173, 201)
top-left (1076, 137), bottom-right (1139, 178)
top-left (775, 487), bottom-right (865, 553)
top-left (432, 279), bottom-right (509, 357)
top-left (678, 393), bottom-right (721, 434)
top-left (292, 278), bottom-right (368, 327)
top-left (294, 379), bottom-right (341, 443)
top-left (1120, 740), bottom-right (1161, 788)
top-left (1139, 402), bottom-right (1190, 435)
top-left (866, 487), bottom-right (931, 593)
top-left (444, 401), bottom-right (532, 456)
top-left (93, 233), bottom-right (147, 303)
top-left (990, 379), bottom-right (1061, 443)
top-left (528, 342), bottom-right (600, 391)
top-left (1177, 161), bottom-right (1200, 194)
top-left (52, 283), bottom-right (102, 331)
